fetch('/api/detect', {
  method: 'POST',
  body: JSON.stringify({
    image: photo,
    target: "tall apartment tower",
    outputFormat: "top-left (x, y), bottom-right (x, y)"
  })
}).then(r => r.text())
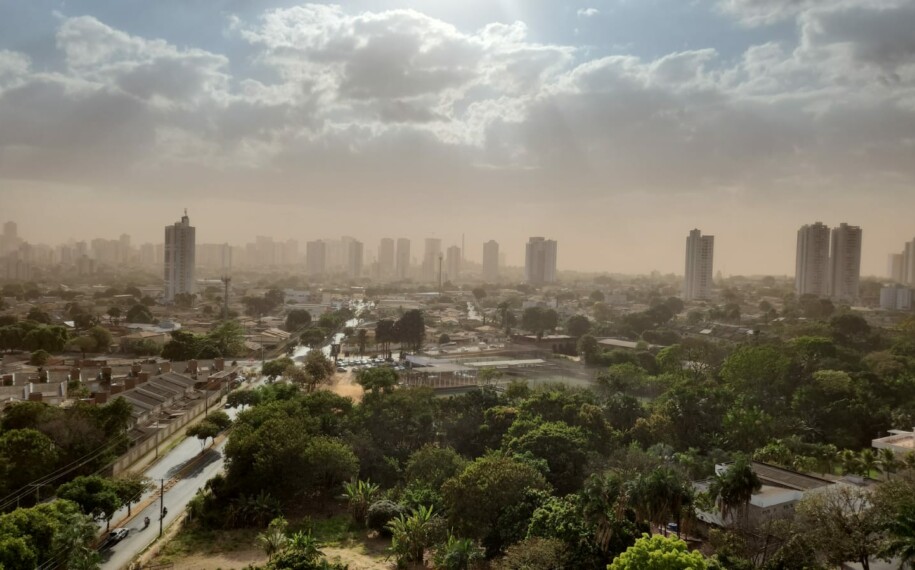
top-left (829, 223), bottom-right (862, 301)
top-left (423, 238), bottom-right (442, 282)
top-left (482, 240), bottom-right (499, 281)
top-left (347, 240), bottom-right (364, 279)
top-left (164, 210), bottom-right (196, 302)
top-left (796, 222), bottom-right (831, 297)
top-left (445, 246), bottom-right (461, 282)
top-left (524, 237), bottom-right (558, 285)
top-left (903, 240), bottom-right (915, 286)
top-left (378, 238), bottom-right (395, 278)
top-left (395, 238), bottom-right (410, 280)
top-left (683, 229), bottom-right (714, 301)
top-left (306, 240), bottom-right (326, 276)
top-left (889, 253), bottom-right (905, 282)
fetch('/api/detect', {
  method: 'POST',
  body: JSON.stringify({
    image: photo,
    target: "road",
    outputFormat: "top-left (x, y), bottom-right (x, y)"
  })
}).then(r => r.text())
top-left (99, 371), bottom-right (266, 570)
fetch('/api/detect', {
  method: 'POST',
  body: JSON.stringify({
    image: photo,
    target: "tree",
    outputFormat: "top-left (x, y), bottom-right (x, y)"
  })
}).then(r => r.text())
top-left (56, 476), bottom-right (121, 530)
top-left (227, 390), bottom-right (261, 409)
top-left (113, 473), bottom-right (152, 516)
top-left (566, 315), bottom-right (591, 337)
top-left (387, 505), bottom-right (446, 567)
top-left (257, 516), bottom-right (289, 558)
top-left (87, 326), bottom-right (113, 353)
top-left (208, 320), bottom-right (246, 357)
top-left (299, 327), bottom-right (326, 348)
top-left (405, 444), bottom-right (467, 489)
top-left (29, 349), bottom-right (51, 366)
top-left (609, 534), bottom-right (711, 570)
top-left (262, 357), bottom-right (294, 379)
top-left (0, 499), bottom-right (98, 570)
top-left (472, 288), bottom-right (487, 302)
top-left (0, 428), bottom-right (58, 492)
top-left (796, 484), bottom-right (883, 570)
top-left (578, 334), bottom-right (601, 364)
top-left (356, 328), bottom-right (368, 354)
top-left (187, 420), bottom-right (220, 449)
top-left (342, 479), bottom-right (380, 527)
top-left (395, 309), bottom-right (426, 351)
top-left (302, 350), bottom-right (335, 392)
top-left (883, 506), bottom-right (915, 569)
top-left (285, 309), bottom-right (312, 332)
top-left (434, 533), bottom-right (485, 570)
top-left (492, 537), bottom-right (566, 570)
top-left (521, 307), bottom-right (559, 340)
top-left (708, 457), bottom-right (761, 526)
top-left (26, 307), bottom-right (51, 324)
top-left (356, 367), bottom-right (398, 395)
top-left (504, 421), bottom-right (589, 494)
top-left (106, 306), bottom-right (121, 324)
top-left (590, 290), bottom-right (606, 303)
top-left (442, 455), bottom-right (550, 554)
top-left (126, 304), bottom-right (154, 324)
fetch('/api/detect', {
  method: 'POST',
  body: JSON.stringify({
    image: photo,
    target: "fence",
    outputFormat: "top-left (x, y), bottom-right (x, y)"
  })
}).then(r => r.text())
top-left (111, 391), bottom-right (224, 475)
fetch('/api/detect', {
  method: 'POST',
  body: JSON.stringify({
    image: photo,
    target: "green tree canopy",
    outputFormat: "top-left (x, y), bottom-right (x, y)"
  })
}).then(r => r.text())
top-left (608, 534), bottom-right (711, 570)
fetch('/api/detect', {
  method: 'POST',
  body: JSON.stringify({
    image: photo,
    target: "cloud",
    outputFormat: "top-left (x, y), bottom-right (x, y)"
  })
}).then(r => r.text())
top-left (0, 1), bottom-right (913, 210)
top-left (577, 8), bottom-right (600, 18)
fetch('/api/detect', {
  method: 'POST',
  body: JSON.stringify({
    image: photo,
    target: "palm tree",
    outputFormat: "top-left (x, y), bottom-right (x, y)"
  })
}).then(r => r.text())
top-left (433, 533), bottom-right (484, 570)
top-left (878, 448), bottom-right (901, 480)
top-left (387, 505), bottom-right (443, 567)
top-left (709, 457), bottom-right (761, 527)
top-left (342, 479), bottom-right (380, 527)
top-left (256, 517), bottom-right (289, 558)
top-left (904, 452), bottom-right (915, 472)
top-left (883, 508), bottom-right (915, 569)
top-left (860, 449), bottom-right (880, 479)
top-left (840, 449), bottom-right (864, 476)
top-left (287, 531), bottom-right (323, 559)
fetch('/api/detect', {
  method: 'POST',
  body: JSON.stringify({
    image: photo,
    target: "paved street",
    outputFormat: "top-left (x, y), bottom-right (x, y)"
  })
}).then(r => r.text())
top-left (99, 371), bottom-right (265, 570)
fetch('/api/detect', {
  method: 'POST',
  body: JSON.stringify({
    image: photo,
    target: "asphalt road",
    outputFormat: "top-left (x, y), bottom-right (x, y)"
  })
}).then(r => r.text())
top-left (99, 370), bottom-right (266, 570)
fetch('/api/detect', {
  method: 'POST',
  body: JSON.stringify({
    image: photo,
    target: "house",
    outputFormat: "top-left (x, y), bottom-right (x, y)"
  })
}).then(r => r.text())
top-left (695, 462), bottom-right (837, 527)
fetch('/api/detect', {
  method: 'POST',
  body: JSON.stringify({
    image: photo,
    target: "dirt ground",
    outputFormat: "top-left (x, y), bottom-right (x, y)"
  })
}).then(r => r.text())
top-left (329, 370), bottom-right (365, 402)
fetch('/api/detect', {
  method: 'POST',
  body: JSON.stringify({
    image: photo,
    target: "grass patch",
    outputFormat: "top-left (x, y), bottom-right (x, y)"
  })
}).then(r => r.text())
top-left (160, 526), bottom-right (261, 558)
top-left (303, 514), bottom-right (360, 547)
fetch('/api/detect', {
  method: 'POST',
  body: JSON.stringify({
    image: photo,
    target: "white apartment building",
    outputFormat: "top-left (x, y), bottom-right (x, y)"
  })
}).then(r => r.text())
top-left (684, 229), bottom-right (714, 301)
top-left (164, 211), bottom-right (195, 301)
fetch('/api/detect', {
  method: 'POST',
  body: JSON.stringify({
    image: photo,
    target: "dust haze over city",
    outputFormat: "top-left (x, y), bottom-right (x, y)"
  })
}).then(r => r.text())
top-left (2, 0), bottom-right (915, 275)
top-left (3, 2), bottom-right (915, 570)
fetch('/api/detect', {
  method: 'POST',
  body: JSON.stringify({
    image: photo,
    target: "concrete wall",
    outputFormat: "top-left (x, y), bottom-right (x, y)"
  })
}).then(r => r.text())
top-left (111, 391), bottom-right (224, 475)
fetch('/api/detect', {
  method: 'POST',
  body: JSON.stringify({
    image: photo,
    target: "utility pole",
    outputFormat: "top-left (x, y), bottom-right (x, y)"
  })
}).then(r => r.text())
top-left (159, 479), bottom-right (165, 538)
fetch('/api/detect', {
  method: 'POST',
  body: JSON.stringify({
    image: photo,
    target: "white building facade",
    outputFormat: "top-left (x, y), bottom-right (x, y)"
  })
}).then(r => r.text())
top-left (164, 211), bottom-right (196, 301)
top-left (684, 229), bottom-right (714, 301)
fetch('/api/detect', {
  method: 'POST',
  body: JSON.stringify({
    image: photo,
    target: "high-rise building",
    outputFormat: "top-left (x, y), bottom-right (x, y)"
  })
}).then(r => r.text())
top-left (880, 284), bottom-right (913, 311)
top-left (306, 240), bottom-right (326, 276)
top-left (139, 243), bottom-right (156, 267)
top-left (683, 229), bottom-right (714, 301)
top-left (378, 238), bottom-right (395, 278)
top-left (796, 222), bottom-right (831, 297)
top-left (423, 238), bottom-right (442, 282)
top-left (1, 221), bottom-right (19, 256)
top-left (889, 253), bottom-right (905, 282)
top-left (347, 240), bottom-right (364, 279)
top-left (524, 237), bottom-right (558, 285)
top-left (483, 240), bottom-right (499, 281)
top-left (903, 240), bottom-right (915, 286)
top-left (164, 211), bottom-right (196, 301)
top-left (395, 238), bottom-right (410, 280)
top-left (829, 223), bottom-right (862, 301)
top-left (445, 245), bottom-right (461, 282)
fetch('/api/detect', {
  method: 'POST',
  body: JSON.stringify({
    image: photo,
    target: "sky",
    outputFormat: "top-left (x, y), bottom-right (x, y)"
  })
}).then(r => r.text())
top-left (1, 0), bottom-right (914, 276)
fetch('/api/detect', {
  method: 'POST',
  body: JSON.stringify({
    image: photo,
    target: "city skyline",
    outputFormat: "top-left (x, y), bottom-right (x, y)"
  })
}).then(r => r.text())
top-left (3, 214), bottom-right (914, 280)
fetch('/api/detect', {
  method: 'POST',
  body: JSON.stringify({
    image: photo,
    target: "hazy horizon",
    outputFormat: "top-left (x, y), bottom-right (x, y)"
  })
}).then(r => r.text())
top-left (2, 0), bottom-right (914, 276)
